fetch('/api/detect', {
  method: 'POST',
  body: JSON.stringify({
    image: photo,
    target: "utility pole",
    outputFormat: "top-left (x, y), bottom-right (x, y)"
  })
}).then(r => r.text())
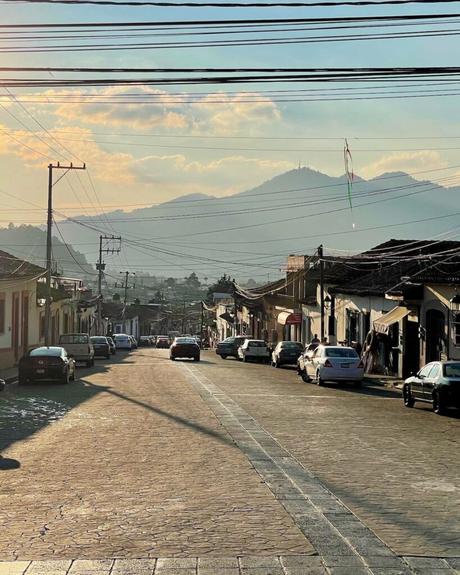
top-left (200, 301), bottom-right (204, 349)
top-left (318, 244), bottom-right (325, 341)
top-left (120, 271), bottom-right (135, 305)
top-left (45, 162), bottom-right (86, 347)
top-left (96, 235), bottom-right (121, 333)
top-left (182, 300), bottom-right (186, 333)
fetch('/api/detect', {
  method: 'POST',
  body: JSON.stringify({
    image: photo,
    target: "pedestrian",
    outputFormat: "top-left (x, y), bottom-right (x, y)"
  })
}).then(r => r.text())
top-left (321, 337), bottom-right (329, 345)
top-left (311, 334), bottom-right (320, 345)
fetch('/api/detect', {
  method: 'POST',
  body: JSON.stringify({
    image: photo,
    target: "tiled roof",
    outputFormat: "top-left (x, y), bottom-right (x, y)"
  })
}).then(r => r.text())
top-left (0, 250), bottom-right (45, 280)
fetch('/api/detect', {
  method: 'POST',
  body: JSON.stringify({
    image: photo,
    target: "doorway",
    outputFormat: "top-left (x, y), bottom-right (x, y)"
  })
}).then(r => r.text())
top-left (426, 309), bottom-right (446, 362)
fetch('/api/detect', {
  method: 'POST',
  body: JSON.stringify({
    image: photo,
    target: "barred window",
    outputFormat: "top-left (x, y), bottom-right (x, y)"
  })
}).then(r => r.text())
top-left (454, 313), bottom-right (460, 347)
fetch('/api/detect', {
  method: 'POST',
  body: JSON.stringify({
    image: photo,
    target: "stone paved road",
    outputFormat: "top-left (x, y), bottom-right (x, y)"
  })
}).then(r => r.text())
top-left (191, 351), bottom-right (460, 558)
top-left (1, 348), bottom-right (459, 571)
top-left (0, 351), bottom-right (311, 560)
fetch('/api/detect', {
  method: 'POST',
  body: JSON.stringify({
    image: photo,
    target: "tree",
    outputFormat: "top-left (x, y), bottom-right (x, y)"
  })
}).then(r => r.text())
top-left (206, 274), bottom-right (234, 304)
top-left (184, 272), bottom-right (201, 289)
top-left (165, 277), bottom-right (176, 288)
top-left (112, 293), bottom-right (120, 301)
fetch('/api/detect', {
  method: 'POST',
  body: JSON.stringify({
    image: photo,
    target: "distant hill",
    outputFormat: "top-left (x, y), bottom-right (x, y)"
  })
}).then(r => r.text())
top-left (46, 167), bottom-right (460, 279)
top-left (0, 225), bottom-right (94, 279)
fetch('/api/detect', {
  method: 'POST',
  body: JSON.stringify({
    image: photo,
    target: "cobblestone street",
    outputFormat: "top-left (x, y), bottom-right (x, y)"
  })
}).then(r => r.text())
top-left (1, 348), bottom-right (459, 574)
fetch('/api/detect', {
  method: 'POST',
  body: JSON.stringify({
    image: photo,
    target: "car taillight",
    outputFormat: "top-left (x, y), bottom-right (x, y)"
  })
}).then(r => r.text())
top-left (358, 360), bottom-right (364, 368)
top-left (324, 359), bottom-right (333, 367)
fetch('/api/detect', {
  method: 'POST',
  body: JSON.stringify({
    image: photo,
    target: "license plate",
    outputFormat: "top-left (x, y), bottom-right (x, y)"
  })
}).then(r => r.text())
top-left (341, 363), bottom-right (350, 368)
top-left (36, 369), bottom-right (45, 374)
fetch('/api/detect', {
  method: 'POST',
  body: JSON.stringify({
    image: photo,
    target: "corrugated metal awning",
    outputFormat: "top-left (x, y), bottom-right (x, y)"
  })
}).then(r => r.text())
top-left (373, 306), bottom-right (410, 335)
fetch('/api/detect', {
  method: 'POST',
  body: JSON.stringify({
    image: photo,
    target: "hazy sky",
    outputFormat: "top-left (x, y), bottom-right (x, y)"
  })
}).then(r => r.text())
top-left (1, 2), bottom-right (460, 226)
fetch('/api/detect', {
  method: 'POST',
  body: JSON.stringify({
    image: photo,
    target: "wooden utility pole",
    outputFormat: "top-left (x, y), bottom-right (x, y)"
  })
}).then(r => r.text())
top-left (45, 162), bottom-right (86, 346)
top-left (97, 235), bottom-right (121, 333)
top-left (318, 244), bottom-right (325, 341)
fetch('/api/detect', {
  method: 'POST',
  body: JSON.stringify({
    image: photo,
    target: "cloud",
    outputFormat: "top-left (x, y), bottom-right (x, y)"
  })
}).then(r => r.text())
top-left (360, 151), bottom-right (447, 179)
top-left (0, 125), bottom-right (135, 183)
top-left (132, 153), bottom-right (294, 195)
top-left (37, 87), bottom-right (281, 135)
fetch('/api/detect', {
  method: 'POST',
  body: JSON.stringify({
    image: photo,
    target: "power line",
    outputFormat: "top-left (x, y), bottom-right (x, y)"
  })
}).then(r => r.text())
top-left (2, 0), bottom-right (460, 7)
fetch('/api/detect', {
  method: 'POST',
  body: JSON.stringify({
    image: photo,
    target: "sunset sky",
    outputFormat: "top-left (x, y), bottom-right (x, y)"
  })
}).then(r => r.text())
top-left (1, 2), bottom-right (460, 225)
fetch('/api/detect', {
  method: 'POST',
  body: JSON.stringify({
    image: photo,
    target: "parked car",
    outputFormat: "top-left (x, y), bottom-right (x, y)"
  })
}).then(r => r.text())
top-left (139, 336), bottom-right (152, 346)
top-left (216, 335), bottom-right (252, 359)
top-left (272, 341), bottom-right (303, 368)
top-left (170, 337), bottom-right (200, 361)
top-left (156, 336), bottom-right (170, 349)
top-left (113, 334), bottom-right (132, 350)
top-left (106, 337), bottom-right (116, 355)
top-left (403, 360), bottom-right (460, 415)
top-left (90, 336), bottom-right (111, 359)
top-left (238, 339), bottom-right (270, 363)
top-left (129, 336), bottom-right (138, 349)
top-left (58, 333), bottom-right (94, 367)
top-left (300, 345), bottom-right (364, 386)
top-left (19, 346), bottom-right (76, 385)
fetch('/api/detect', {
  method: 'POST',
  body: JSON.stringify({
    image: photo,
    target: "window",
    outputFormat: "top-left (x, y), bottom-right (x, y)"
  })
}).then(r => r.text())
top-left (325, 348), bottom-right (359, 358)
top-left (418, 363), bottom-right (433, 378)
top-left (454, 313), bottom-right (460, 347)
top-left (0, 296), bottom-right (5, 334)
top-left (444, 363), bottom-right (460, 378)
top-left (428, 363), bottom-right (441, 379)
top-left (39, 312), bottom-right (45, 340)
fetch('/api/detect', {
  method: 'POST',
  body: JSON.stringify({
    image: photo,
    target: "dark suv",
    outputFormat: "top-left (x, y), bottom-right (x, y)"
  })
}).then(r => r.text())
top-left (216, 335), bottom-right (252, 359)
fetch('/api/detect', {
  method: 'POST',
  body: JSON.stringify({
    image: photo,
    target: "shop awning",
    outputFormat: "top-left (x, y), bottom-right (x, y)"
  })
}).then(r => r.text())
top-left (373, 306), bottom-right (410, 335)
top-left (277, 311), bottom-right (302, 325)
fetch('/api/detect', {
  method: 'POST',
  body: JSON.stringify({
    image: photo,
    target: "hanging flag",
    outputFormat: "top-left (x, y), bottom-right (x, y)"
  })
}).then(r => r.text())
top-left (344, 138), bottom-right (355, 228)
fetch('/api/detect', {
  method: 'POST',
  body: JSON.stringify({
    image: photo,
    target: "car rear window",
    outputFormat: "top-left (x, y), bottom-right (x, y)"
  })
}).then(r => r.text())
top-left (60, 334), bottom-right (89, 344)
top-left (91, 337), bottom-right (107, 343)
top-left (30, 347), bottom-right (62, 357)
top-left (444, 363), bottom-right (460, 378)
top-left (325, 348), bottom-right (358, 358)
top-left (248, 341), bottom-right (266, 347)
top-left (281, 342), bottom-right (302, 349)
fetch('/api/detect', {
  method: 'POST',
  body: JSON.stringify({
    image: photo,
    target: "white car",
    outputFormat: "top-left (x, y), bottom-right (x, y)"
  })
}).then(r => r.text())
top-left (113, 334), bottom-right (132, 350)
top-left (303, 345), bottom-right (364, 386)
top-left (238, 339), bottom-right (270, 363)
top-left (58, 333), bottom-right (94, 367)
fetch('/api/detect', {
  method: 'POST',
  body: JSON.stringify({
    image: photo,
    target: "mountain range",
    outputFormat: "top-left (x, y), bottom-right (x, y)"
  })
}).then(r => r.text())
top-left (3, 167), bottom-right (458, 281)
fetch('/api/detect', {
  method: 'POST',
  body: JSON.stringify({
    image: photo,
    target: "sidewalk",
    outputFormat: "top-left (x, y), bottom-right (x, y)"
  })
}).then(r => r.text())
top-left (364, 372), bottom-right (404, 389)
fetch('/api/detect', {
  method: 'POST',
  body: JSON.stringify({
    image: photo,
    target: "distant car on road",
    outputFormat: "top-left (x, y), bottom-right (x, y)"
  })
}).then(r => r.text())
top-left (139, 336), bottom-right (152, 347)
top-left (129, 336), bottom-right (138, 349)
top-left (19, 346), bottom-right (76, 385)
top-left (403, 360), bottom-right (460, 415)
top-left (238, 339), bottom-right (270, 363)
top-left (216, 335), bottom-right (252, 359)
top-left (90, 336), bottom-right (111, 359)
top-left (58, 333), bottom-right (94, 367)
top-left (156, 336), bottom-right (170, 349)
top-left (272, 341), bottom-right (303, 368)
top-left (113, 334), bottom-right (132, 350)
top-left (299, 345), bottom-right (364, 386)
top-left (170, 337), bottom-right (200, 361)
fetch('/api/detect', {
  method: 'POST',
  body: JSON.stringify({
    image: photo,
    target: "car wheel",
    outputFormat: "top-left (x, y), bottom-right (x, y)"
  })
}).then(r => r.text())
top-left (194, 356), bottom-right (200, 362)
top-left (170, 356), bottom-right (175, 361)
top-left (354, 380), bottom-right (363, 388)
top-left (301, 369), bottom-right (310, 383)
top-left (220, 354), bottom-right (227, 360)
top-left (316, 371), bottom-right (324, 386)
top-left (432, 391), bottom-right (445, 415)
top-left (403, 384), bottom-right (415, 408)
